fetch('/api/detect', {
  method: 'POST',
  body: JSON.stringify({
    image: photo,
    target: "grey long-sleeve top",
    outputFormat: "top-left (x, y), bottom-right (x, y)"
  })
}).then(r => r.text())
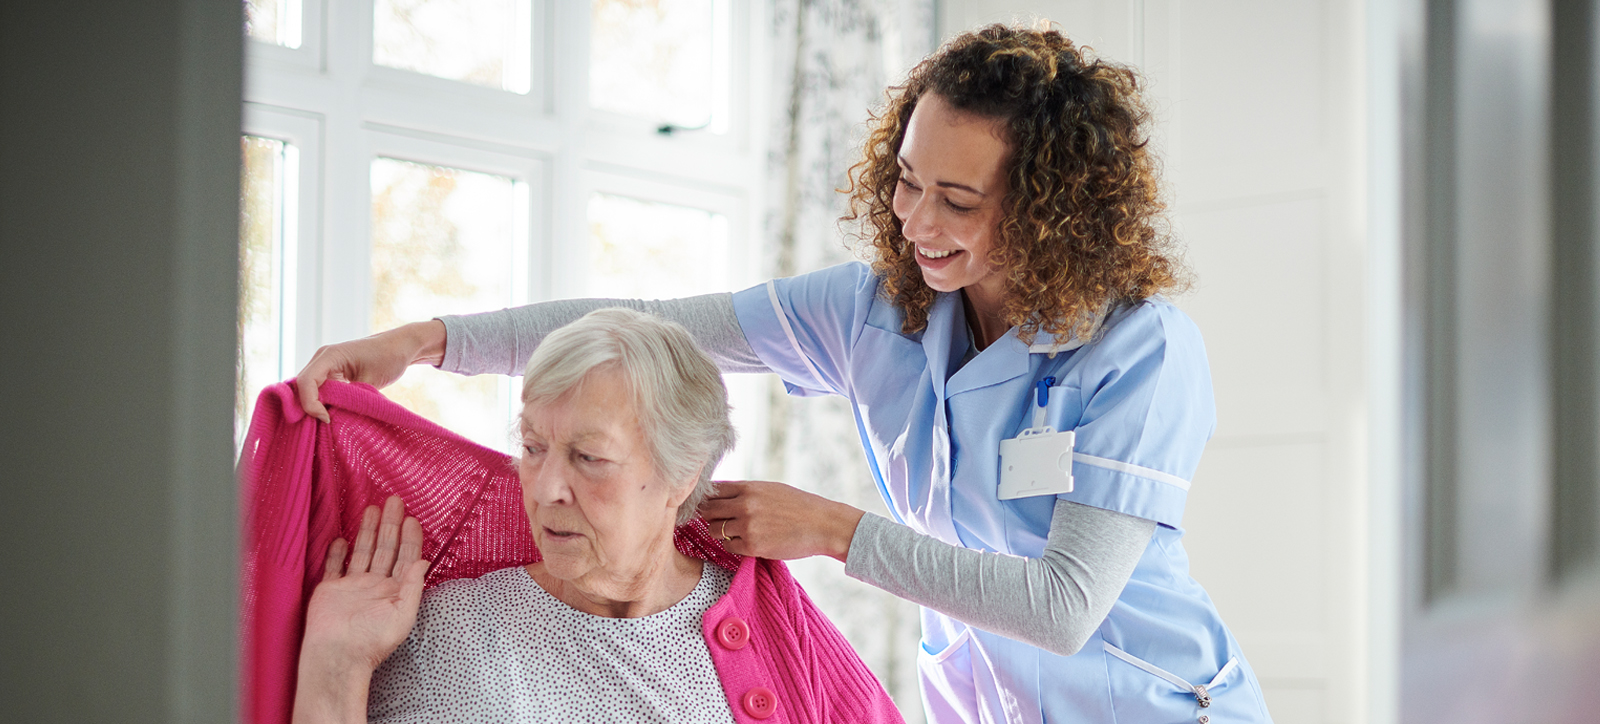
top-left (438, 294), bottom-right (1156, 657)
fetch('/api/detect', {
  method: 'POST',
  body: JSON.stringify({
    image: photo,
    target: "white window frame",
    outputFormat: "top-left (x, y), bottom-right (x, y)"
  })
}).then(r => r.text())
top-left (571, 170), bottom-right (756, 298)
top-left (577, 170), bottom-right (765, 478)
top-left (241, 103), bottom-right (324, 382)
top-left (353, 127), bottom-right (545, 331)
top-left (242, 0), bottom-right (772, 473)
top-left (247, 0), bottom-right (325, 71)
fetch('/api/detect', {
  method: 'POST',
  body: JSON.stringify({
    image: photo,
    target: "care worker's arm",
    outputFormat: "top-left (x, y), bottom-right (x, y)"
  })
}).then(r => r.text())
top-left (440, 294), bottom-right (767, 376)
top-left (703, 483), bottom-right (1154, 658)
top-left (295, 294), bottom-right (767, 420)
top-left (845, 500), bottom-right (1154, 657)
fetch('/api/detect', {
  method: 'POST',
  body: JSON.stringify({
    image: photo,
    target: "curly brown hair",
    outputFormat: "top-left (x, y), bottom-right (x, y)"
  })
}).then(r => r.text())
top-left (844, 24), bottom-right (1184, 344)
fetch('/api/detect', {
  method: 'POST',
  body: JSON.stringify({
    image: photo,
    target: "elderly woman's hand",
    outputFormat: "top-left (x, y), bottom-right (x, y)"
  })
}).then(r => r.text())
top-left (293, 496), bottom-right (429, 724)
top-left (701, 481), bottom-right (866, 563)
top-left (295, 321), bottom-right (447, 423)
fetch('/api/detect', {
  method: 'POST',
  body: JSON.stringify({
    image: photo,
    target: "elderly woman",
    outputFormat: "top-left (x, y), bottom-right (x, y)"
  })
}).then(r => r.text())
top-left (288, 309), bottom-right (900, 723)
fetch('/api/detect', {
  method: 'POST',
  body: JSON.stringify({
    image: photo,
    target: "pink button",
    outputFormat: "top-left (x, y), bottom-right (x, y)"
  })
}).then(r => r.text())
top-left (716, 616), bottom-right (751, 650)
top-left (741, 686), bottom-right (777, 719)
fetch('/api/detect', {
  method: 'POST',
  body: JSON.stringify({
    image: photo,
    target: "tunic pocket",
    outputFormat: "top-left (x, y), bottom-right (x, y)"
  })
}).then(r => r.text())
top-left (1101, 642), bottom-right (1270, 724)
top-left (917, 630), bottom-right (986, 724)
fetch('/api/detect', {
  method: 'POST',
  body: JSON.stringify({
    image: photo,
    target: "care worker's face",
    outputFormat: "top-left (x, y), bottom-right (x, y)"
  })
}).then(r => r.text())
top-left (517, 365), bottom-right (691, 590)
top-left (892, 92), bottom-right (1011, 302)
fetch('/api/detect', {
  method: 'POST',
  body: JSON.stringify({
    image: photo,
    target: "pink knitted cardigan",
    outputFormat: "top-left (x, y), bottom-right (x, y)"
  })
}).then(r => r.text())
top-left (241, 380), bottom-right (903, 724)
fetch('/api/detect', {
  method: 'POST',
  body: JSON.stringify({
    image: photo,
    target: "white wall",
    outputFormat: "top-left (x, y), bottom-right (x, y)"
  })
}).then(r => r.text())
top-left (936, 3), bottom-right (1371, 722)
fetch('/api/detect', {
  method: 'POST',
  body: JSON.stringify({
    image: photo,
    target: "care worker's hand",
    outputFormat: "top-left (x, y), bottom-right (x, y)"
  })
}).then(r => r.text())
top-left (700, 481), bottom-right (866, 563)
top-left (295, 320), bottom-right (447, 422)
top-left (293, 497), bottom-right (429, 724)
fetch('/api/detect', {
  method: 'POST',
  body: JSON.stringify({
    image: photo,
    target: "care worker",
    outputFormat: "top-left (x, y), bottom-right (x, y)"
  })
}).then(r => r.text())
top-left (296, 26), bottom-right (1273, 724)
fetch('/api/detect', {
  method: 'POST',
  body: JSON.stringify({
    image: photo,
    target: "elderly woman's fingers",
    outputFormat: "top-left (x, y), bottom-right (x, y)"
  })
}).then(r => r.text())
top-left (402, 558), bottom-right (430, 593)
top-left (396, 558), bottom-right (431, 620)
top-left (348, 504), bottom-right (382, 574)
top-left (322, 537), bottom-right (349, 582)
top-left (396, 515), bottom-right (425, 572)
top-left (370, 496), bottom-right (407, 577)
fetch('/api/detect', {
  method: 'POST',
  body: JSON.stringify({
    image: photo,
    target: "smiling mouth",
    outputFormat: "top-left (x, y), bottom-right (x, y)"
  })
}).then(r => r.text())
top-left (917, 246), bottom-right (960, 259)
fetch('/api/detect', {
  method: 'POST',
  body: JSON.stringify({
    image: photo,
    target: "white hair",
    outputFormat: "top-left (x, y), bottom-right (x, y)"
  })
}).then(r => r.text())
top-left (520, 308), bottom-right (736, 525)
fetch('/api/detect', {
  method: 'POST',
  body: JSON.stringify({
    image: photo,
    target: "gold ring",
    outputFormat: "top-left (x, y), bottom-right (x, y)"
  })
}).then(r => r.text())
top-left (720, 519), bottom-right (732, 542)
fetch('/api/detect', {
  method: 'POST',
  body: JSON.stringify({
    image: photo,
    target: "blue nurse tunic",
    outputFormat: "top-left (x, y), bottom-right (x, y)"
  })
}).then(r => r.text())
top-left (730, 262), bottom-right (1273, 724)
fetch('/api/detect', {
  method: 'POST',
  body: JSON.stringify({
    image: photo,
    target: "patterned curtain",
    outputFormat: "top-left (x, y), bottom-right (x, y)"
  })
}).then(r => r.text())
top-left (758, 1), bottom-right (934, 720)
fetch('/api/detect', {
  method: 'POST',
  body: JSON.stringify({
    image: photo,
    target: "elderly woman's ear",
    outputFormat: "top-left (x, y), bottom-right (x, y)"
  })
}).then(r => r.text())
top-left (672, 464), bottom-right (706, 506)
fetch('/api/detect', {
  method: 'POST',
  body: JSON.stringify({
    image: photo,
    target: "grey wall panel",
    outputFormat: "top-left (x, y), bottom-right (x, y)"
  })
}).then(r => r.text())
top-left (0, 1), bottom-right (242, 721)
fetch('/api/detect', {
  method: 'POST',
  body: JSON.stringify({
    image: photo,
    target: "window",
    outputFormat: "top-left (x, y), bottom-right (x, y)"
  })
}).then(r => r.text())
top-left (370, 157), bottom-right (526, 447)
top-left (581, 175), bottom-right (757, 478)
top-left (245, 0), bottom-right (303, 48)
top-left (373, 0), bottom-right (533, 93)
top-left (589, 0), bottom-right (729, 130)
top-left (238, 105), bottom-right (321, 448)
top-left (586, 193), bottom-right (730, 298)
top-left (240, 1), bottom-right (766, 463)
top-left (237, 135), bottom-right (297, 448)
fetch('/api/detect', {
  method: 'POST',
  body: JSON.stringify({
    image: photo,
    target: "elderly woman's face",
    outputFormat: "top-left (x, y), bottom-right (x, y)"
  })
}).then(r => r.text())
top-left (517, 365), bottom-right (693, 587)
top-left (893, 92), bottom-right (1011, 302)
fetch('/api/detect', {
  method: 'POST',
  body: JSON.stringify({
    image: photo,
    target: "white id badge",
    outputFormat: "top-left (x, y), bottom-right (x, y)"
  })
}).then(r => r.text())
top-left (999, 428), bottom-right (1075, 499)
top-left (998, 378), bottom-right (1076, 500)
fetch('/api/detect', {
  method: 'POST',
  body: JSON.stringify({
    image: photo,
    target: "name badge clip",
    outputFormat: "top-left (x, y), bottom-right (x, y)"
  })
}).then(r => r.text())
top-left (998, 376), bottom-right (1076, 500)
